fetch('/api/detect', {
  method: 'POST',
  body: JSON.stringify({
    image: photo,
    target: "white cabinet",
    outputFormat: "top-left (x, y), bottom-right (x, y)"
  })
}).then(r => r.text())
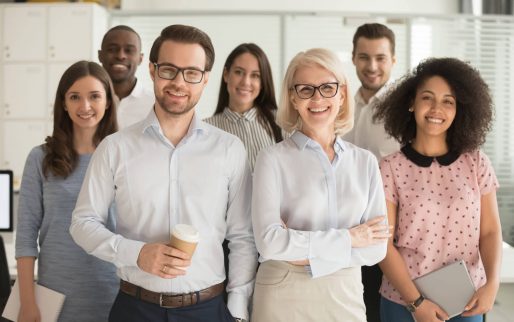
top-left (0, 3), bottom-right (108, 180)
top-left (1, 121), bottom-right (48, 177)
top-left (48, 5), bottom-right (107, 61)
top-left (3, 64), bottom-right (47, 119)
top-left (47, 63), bottom-right (70, 117)
top-left (2, 6), bottom-right (46, 61)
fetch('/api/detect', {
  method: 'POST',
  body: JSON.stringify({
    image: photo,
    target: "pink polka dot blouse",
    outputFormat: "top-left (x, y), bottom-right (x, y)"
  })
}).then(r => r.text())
top-left (379, 146), bottom-right (499, 305)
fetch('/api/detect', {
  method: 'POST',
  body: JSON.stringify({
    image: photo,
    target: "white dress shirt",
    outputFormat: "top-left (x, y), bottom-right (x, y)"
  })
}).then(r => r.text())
top-left (70, 111), bottom-right (257, 319)
top-left (343, 82), bottom-right (400, 160)
top-left (252, 131), bottom-right (387, 278)
top-left (117, 79), bottom-right (155, 129)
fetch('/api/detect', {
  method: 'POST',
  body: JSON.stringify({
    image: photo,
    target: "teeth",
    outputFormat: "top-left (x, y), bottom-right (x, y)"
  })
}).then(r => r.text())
top-left (309, 107), bottom-right (328, 113)
top-left (78, 114), bottom-right (94, 119)
top-left (427, 117), bottom-right (443, 124)
top-left (170, 92), bottom-right (186, 97)
top-left (112, 64), bottom-right (128, 70)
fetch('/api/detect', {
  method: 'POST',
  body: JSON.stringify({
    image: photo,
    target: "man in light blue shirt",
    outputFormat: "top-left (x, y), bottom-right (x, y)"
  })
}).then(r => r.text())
top-left (71, 24), bottom-right (257, 322)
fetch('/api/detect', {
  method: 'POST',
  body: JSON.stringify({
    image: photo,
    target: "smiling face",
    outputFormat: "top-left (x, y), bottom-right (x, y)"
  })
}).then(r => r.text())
top-left (352, 37), bottom-right (395, 96)
top-left (224, 52), bottom-right (261, 113)
top-left (413, 75), bottom-right (457, 142)
top-left (290, 64), bottom-right (344, 137)
top-left (98, 29), bottom-right (142, 84)
top-left (150, 40), bottom-right (209, 118)
top-left (64, 75), bottom-right (108, 132)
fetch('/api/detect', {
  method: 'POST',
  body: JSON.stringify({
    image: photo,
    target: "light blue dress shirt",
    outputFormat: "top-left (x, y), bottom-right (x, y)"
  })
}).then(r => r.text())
top-left (252, 131), bottom-right (387, 278)
top-left (70, 110), bottom-right (258, 319)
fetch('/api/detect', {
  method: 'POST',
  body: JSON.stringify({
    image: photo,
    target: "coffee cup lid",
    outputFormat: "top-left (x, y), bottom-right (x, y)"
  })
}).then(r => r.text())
top-left (172, 224), bottom-right (200, 242)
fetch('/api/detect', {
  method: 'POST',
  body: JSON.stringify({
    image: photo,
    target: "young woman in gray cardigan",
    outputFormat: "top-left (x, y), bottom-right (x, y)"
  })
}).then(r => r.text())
top-left (15, 61), bottom-right (118, 322)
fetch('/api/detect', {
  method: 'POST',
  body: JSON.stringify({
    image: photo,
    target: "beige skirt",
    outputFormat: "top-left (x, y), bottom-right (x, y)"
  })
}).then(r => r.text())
top-left (251, 260), bottom-right (366, 322)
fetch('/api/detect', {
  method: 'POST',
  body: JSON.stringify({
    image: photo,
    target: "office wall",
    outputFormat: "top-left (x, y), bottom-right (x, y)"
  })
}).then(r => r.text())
top-left (121, 0), bottom-right (459, 15)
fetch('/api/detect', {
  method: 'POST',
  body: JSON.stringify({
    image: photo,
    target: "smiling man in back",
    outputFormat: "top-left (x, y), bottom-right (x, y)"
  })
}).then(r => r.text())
top-left (344, 23), bottom-right (400, 322)
top-left (99, 25), bottom-right (154, 128)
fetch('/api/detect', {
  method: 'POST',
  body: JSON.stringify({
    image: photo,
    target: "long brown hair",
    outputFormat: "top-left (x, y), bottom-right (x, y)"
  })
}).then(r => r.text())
top-left (214, 43), bottom-right (283, 142)
top-left (43, 61), bottom-right (118, 178)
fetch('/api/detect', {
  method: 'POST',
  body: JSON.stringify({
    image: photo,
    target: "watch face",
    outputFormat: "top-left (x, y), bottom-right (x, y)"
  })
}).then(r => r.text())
top-left (406, 303), bottom-right (416, 312)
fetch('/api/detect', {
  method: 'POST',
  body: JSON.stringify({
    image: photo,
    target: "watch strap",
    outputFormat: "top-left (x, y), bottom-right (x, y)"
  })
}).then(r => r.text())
top-left (406, 294), bottom-right (425, 312)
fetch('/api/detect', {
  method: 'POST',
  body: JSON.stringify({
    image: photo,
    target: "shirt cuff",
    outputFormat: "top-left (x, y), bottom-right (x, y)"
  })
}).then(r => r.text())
top-left (227, 291), bottom-right (249, 320)
top-left (116, 238), bottom-right (145, 267)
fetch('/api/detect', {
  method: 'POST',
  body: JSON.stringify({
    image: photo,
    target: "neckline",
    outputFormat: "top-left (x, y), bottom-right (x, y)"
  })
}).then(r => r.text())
top-left (401, 144), bottom-right (460, 167)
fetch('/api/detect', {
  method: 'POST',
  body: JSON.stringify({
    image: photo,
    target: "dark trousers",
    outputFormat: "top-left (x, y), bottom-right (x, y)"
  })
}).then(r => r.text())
top-left (109, 291), bottom-right (234, 322)
top-left (362, 264), bottom-right (383, 322)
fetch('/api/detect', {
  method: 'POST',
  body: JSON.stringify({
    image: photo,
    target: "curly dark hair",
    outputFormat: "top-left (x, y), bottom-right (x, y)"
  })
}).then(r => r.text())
top-left (373, 57), bottom-right (493, 153)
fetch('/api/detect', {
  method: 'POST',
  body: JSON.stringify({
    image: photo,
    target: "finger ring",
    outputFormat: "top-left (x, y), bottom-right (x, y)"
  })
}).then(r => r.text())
top-left (162, 264), bottom-right (168, 273)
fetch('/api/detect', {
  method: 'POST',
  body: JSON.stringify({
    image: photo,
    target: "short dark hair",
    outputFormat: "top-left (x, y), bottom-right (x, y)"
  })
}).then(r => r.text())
top-left (149, 24), bottom-right (215, 71)
top-left (101, 25), bottom-right (142, 50)
top-left (352, 23), bottom-right (395, 57)
top-left (43, 61), bottom-right (118, 178)
top-left (214, 43), bottom-right (282, 142)
top-left (373, 57), bottom-right (493, 154)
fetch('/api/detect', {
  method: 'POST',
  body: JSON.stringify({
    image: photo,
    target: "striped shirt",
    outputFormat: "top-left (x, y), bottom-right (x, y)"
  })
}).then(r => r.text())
top-left (204, 107), bottom-right (276, 171)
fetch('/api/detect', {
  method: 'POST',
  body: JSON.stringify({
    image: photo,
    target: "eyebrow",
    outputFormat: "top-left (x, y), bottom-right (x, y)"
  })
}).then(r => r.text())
top-left (106, 44), bottom-right (137, 48)
top-left (67, 90), bottom-right (103, 94)
top-left (233, 66), bottom-right (260, 73)
top-left (420, 90), bottom-right (455, 98)
top-left (158, 62), bottom-right (204, 71)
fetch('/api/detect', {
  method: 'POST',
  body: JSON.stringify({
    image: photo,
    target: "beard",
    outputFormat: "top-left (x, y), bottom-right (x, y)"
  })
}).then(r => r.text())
top-left (155, 91), bottom-right (198, 117)
top-left (361, 79), bottom-right (385, 92)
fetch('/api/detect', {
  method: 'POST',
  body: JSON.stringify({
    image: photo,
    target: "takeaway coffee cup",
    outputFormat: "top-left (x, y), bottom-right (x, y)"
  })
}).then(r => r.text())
top-left (170, 224), bottom-right (200, 257)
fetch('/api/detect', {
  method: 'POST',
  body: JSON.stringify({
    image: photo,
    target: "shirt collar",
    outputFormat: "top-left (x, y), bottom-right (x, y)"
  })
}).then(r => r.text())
top-left (291, 131), bottom-right (346, 154)
top-left (355, 80), bottom-right (394, 106)
top-left (223, 107), bottom-right (258, 122)
top-left (141, 109), bottom-right (207, 139)
top-left (128, 78), bottom-right (145, 98)
top-left (401, 144), bottom-right (460, 167)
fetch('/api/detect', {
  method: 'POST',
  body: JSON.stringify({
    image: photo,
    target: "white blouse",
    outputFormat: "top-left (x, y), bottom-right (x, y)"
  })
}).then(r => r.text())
top-left (252, 131), bottom-right (387, 278)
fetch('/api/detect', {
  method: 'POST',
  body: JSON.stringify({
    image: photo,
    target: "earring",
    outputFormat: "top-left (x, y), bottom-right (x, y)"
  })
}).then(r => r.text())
top-left (408, 106), bottom-right (414, 112)
top-left (64, 106), bottom-right (68, 111)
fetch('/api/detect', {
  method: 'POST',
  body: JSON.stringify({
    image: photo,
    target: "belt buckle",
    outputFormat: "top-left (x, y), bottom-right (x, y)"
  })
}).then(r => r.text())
top-left (159, 293), bottom-right (175, 308)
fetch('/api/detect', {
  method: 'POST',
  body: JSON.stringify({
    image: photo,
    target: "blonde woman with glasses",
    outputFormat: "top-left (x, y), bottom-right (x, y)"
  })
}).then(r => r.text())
top-left (251, 48), bottom-right (391, 322)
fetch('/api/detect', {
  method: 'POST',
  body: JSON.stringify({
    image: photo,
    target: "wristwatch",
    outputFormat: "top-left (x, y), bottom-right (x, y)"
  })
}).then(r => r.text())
top-left (405, 294), bottom-right (425, 312)
top-left (234, 318), bottom-right (247, 322)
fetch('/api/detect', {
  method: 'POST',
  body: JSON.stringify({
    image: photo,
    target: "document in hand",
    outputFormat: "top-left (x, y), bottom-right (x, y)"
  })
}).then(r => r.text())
top-left (2, 279), bottom-right (65, 322)
top-left (413, 260), bottom-right (476, 318)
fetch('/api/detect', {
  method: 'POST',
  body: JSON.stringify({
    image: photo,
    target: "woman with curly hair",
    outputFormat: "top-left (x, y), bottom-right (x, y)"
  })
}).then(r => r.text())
top-left (374, 57), bottom-right (502, 322)
top-left (15, 61), bottom-right (118, 322)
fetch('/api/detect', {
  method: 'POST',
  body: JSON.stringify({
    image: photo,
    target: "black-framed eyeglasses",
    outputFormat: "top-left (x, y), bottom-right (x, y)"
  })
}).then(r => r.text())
top-left (153, 63), bottom-right (205, 84)
top-left (292, 82), bottom-right (341, 99)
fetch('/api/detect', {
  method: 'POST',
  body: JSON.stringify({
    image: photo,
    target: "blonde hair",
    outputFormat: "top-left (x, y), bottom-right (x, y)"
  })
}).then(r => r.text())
top-left (277, 48), bottom-right (354, 136)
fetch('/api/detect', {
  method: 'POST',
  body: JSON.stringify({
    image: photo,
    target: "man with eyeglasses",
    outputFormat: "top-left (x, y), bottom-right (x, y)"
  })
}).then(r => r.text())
top-left (71, 24), bottom-right (257, 322)
top-left (98, 25), bottom-right (154, 128)
top-left (343, 23), bottom-right (400, 322)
